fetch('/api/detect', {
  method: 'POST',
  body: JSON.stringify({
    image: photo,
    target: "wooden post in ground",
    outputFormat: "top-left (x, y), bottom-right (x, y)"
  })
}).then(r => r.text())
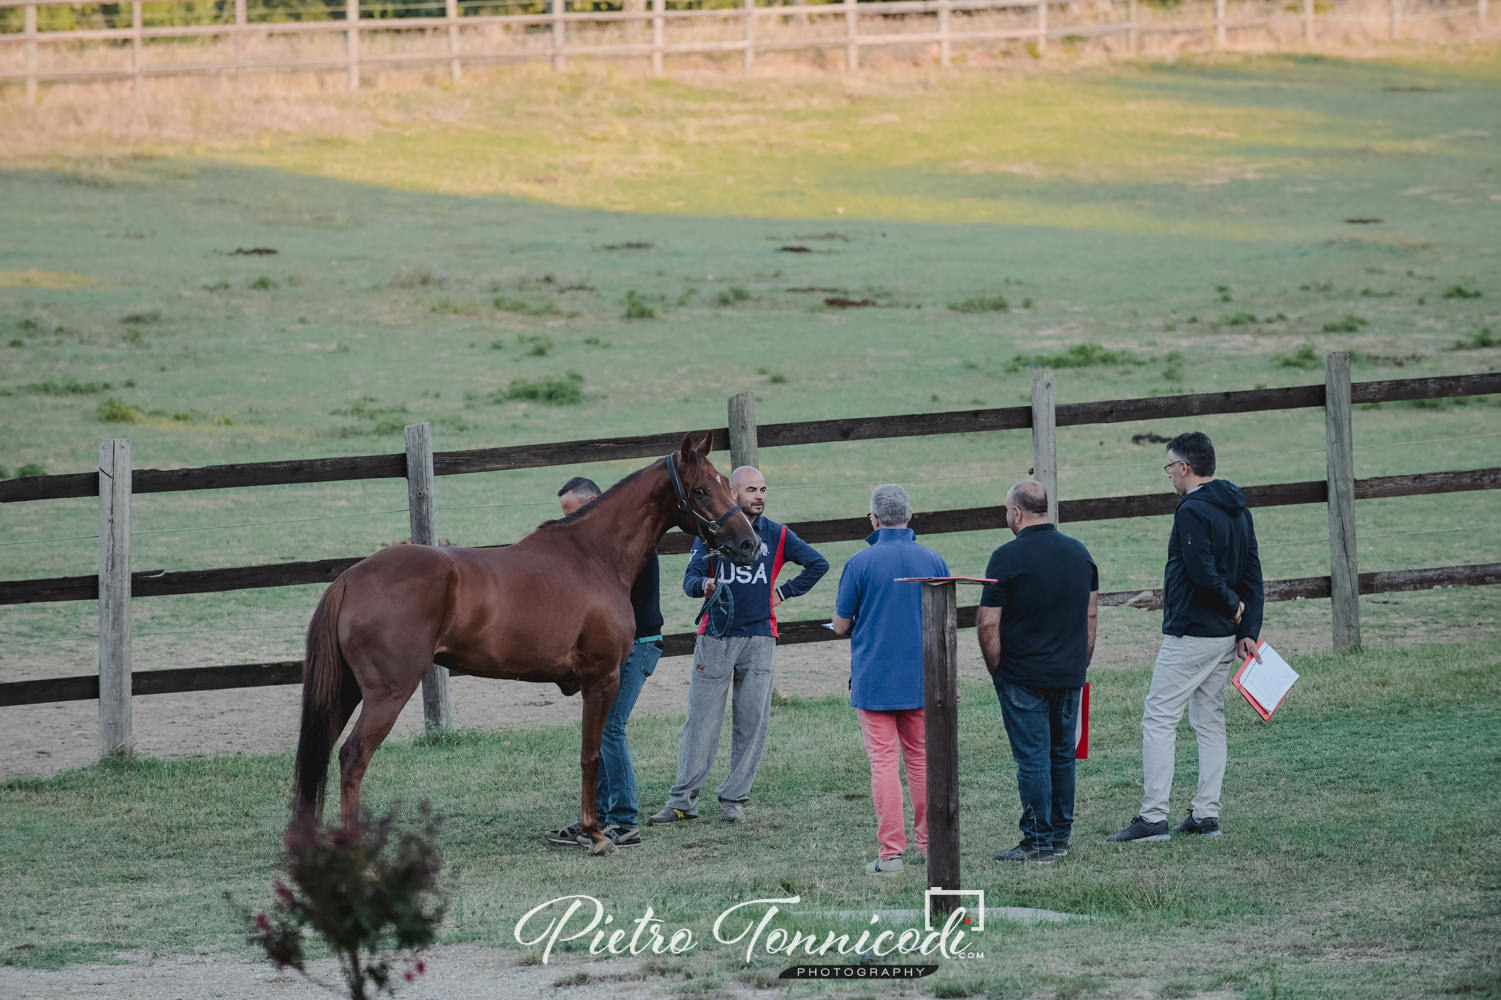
top-left (24, 4), bottom-right (37, 104)
top-left (131, 2), bottom-right (142, 97)
top-left (920, 580), bottom-right (960, 910)
top-left (552, 0), bottom-right (565, 70)
top-left (406, 423), bottom-right (453, 731)
top-left (652, 0), bottom-right (665, 74)
top-left (447, 0), bottom-right (461, 85)
top-left (727, 392), bottom-right (758, 472)
top-left (743, 0), bottom-right (755, 73)
top-left (938, 0), bottom-right (951, 67)
top-left (1036, 0), bottom-right (1047, 56)
top-left (1214, 0), bottom-right (1226, 47)
top-left (1324, 353), bottom-right (1360, 652)
top-left (98, 439), bottom-right (133, 758)
top-left (234, 0), bottom-right (247, 78)
top-left (1031, 371), bottom-right (1059, 524)
top-left (346, 0), bottom-right (359, 90)
top-left (1303, 0), bottom-right (1314, 42)
top-left (844, 0), bottom-right (859, 70)
top-left (1128, 0), bottom-right (1138, 55)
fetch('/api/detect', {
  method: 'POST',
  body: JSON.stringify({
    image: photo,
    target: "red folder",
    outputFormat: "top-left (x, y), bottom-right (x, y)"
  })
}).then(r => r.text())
top-left (1075, 682), bottom-right (1090, 760)
top-left (1231, 640), bottom-right (1297, 722)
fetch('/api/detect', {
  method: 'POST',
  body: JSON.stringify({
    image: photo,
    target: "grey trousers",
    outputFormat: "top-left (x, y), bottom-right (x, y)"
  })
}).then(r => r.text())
top-left (666, 634), bottom-right (777, 812)
top-left (1140, 634), bottom-right (1238, 823)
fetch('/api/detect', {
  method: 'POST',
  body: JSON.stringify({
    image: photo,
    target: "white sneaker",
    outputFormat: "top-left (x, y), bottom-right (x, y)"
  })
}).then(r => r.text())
top-left (865, 857), bottom-right (904, 874)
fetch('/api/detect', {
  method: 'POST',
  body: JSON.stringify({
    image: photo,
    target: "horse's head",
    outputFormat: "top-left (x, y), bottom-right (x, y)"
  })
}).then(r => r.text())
top-left (668, 432), bottom-right (761, 566)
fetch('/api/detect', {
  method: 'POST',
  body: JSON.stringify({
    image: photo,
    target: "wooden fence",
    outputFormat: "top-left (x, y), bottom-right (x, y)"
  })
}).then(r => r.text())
top-left (0, 0), bottom-right (1490, 100)
top-left (1, 358), bottom-right (1498, 757)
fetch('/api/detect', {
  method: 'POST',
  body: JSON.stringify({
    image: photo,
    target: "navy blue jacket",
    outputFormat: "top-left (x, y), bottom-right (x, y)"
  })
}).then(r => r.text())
top-left (1163, 479), bottom-right (1264, 641)
top-left (684, 515), bottom-right (828, 638)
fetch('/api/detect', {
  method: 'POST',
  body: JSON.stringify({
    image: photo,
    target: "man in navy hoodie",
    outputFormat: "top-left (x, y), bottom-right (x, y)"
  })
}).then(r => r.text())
top-left (650, 466), bottom-right (828, 825)
top-left (1109, 431), bottom-right (1263, 843)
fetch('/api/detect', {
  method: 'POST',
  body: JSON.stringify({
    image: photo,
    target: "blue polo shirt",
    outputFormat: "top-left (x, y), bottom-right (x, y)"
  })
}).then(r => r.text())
top-left (835, 528), bottom-right (950, 711)
top-left (980, 523), bottom-right (1098, 689)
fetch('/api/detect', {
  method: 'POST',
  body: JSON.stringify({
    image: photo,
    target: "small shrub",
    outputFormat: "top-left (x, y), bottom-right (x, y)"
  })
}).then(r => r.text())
top-left (429, 298), bottom-right (481, 316)
top-left (1273, 343), bottom-right (1322, 369)
top-left (504, 372), bottom-right (584, 405)
top-left (1443, 284), bottom-right (1482, 299)
top-left (250, 276), bottom-right (278, 291)
top-left (767, 372), bottom-right (788, 384)
top-left (1322, 315), bottom-right (1367, 333)
top-left (97, 396), bottom-right (143, 423)
top-left (1453, 327), bottom-right (1496, 350)
top-left (583, 336), bottom-right (610, 348)
top-left (389, 266), bottom-right (445, 288)
top-left (623, 290), bottom-right (656, 320)
top-left (489, 339), bottom-right (506, 350)
top-left (949, 295), bottom-right (1009, 313)
top-left (17, 318), bottom-right (38, 331)
top-left (237, 805), bottom-right (445, 1000)
top-left (1021, 297), bottom-right (1033, 309)
top-left (1216, 284), bottom-right (1232, 302)
top-left (1007, 343), bottom-right (1142, 372)
top-left (1161, 350), bottom-right (1185, 382)
top-left (122, 328), bottom-right (145, 346)
top-left (493, 295), bottom-right (559, 317)
top-left (7, 339), bottom-right (22, 347)
top-left (714, 286), bottom-right (751, 307)
top-left (1221, 312), bottom-right (1257, 326)
top-left (16, 462), bottom-right (45, 478)
top-left (120, 310), bottom-right (161, 325)
top-left (23, 376), bottom-right (112, 395)
top-left (202, 280), bottom-right (231, 292)
top-left (677, 288), bottom-right (699, 307)
top-left (517, 334), bottom-right (553, 357)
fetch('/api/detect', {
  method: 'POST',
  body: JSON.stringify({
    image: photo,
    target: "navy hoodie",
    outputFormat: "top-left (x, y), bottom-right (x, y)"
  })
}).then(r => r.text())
top-left (1162, 479), bottom-right (1264, 641)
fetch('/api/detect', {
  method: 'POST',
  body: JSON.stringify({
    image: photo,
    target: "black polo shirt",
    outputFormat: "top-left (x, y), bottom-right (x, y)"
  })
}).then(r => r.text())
top-left (980, 523), bottom-right (1098, 689)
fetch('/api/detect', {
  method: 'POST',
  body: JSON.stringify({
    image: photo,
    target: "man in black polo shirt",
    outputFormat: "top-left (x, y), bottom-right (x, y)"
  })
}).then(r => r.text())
top-left (977, 480), bottom-right (1099, 864)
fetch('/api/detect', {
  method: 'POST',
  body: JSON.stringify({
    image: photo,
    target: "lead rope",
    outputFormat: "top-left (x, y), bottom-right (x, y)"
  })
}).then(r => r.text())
top-left (695, 554), bottom-right (735, 638)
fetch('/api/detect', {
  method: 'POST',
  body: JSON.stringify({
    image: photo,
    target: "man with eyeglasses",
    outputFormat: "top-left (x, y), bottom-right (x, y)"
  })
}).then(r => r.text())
top-left (831, 484), bottom-right (949, 874)
top-left (1109, 431), bottom-right (1264, 843)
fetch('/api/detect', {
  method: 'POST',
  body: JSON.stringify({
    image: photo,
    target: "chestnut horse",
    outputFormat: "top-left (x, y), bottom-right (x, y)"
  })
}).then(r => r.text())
top-left (292, 432), bottom-right (759, 854)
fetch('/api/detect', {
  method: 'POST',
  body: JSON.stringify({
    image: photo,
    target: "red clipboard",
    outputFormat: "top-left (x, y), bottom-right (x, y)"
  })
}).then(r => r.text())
top-left (1075, 682), bottom-right (1090, 760)
top-left (1231, 640), bottom-right (1298, 722)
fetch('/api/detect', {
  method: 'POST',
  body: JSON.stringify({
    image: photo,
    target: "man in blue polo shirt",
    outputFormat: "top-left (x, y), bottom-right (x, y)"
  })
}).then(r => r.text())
top-left (833, 484), bottom-right (949, 874)
top-left (977, 480), bottom-right (1098, 864)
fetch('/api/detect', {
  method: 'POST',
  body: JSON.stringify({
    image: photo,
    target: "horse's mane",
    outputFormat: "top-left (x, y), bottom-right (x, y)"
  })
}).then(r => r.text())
top-left (534, 455), bottom-right (667, 532)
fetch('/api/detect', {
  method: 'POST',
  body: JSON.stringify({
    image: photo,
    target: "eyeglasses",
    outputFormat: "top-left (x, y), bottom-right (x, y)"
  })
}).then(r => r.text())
top-left (1163, 460), bottom-right (1185, 475)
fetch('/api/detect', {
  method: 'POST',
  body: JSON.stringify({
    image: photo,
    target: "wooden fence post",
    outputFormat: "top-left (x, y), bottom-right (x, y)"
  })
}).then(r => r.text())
top-left (235, 0), bottom-right (247, 78)
top-left (447, 0), bottom-right (461, 85)
top-left (131, 2), bottom-right (142, 97)
top-left (1303, 0), bottom-right (1314, 42)
top-left (98, 439), bottom-right (132, 758)
top-left (1031, 371), bottom-right (1059, 524)
top-left (1036, 0), bottom-right (1047, 56)
top-left (1214, 0), bottom-right (1226, 47)
top-left (552, 0), bottom-right (565, 70)
top-left (921, 580), bottom-right (960, 907)
top-left (938, 0), bottom-right (951, 67)
top-left (727, 391), bottom-right (758, 472)
top-left (346, 0), bottom-right (359, 90)
top-left (743, 0), bottom-right (755, 73)
top-left (652, 0), bottom-right (665, 75)
top-left (844, 0), bottom-right (859, 70)
top-left (1128, 0), bottom-right (1138, 56)
top-left (1324, 353), bottom-right (1360, 652)
top-left (24, 4), bottom-right (37, 104)
top-left (406, 423), bottom-right (453, 731)
top-left (408, 417), bottom-right (453, 729)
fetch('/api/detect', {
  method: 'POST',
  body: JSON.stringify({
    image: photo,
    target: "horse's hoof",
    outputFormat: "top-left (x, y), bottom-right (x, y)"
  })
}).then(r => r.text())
top-left (587, 836), bottom-right (616, 856)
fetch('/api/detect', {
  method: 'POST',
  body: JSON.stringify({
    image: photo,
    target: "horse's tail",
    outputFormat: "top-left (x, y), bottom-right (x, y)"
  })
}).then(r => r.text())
top-left (292, 577), bottom-right (355, 825)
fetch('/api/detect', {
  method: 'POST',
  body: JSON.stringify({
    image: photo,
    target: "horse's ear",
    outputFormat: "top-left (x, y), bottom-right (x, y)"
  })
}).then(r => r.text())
top-left (697, 431), bottom-right (713, 457)
top-left (678, 432), bottom-right (696, 464)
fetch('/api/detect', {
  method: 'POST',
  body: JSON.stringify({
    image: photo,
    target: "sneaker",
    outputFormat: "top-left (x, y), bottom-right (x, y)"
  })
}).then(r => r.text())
top-left (720, 801), bottom-right (746, 823)
top-left (1106, 816), bottom-right (1171, 843)
top-left (578, 824), bottom-right (642, 848)
top-left (865, 857), bottom-right (904, 874)
top-left (647, 806), bottom-right (697, 825)
top-left (544, 822), bottom-right (584, 846)
top-left (994, 841), bottom-right (1055, 864)
top-left (1173, 812), bottom-right (1222, 836)
top-left (1052, 840), bottom-right (1070, 858)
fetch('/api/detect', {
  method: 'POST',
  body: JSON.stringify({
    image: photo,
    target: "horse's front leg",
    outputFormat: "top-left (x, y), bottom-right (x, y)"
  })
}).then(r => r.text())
top-left (578, 664), bottom-right (621, 856)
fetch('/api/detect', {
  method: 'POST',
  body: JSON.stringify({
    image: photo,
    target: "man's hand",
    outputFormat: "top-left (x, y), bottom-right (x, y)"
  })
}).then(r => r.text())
top-left (770, 590), bottom-right (781, 609)
top-left (1233, 601), bottom-right (1245, 625)
top-left (1237, 636), bottom-right (1260, 662)
top-left (702, 579), bottom-right (717, 599)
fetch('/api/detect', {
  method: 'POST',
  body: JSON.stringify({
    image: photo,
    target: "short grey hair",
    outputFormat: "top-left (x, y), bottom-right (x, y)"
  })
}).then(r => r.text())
top-left (558, 476), bottom-right (601, 499)
top-left (869, 483), bottom-right (911, 527)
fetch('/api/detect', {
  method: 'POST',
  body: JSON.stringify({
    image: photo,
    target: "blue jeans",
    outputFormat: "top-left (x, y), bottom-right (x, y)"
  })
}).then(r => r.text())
top-left (996, 678), bottom-right (1081, 852)
top-left (593, 639), bottom-right (661, 828)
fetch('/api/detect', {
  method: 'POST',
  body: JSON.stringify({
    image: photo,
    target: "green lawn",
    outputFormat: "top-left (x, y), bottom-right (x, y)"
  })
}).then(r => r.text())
top-left (1, 640), bottom-right (1498, 998)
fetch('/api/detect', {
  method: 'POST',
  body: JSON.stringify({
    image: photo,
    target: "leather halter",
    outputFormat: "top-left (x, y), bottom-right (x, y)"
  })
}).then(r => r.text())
top-left (665, 452), bottom-right (744, 547)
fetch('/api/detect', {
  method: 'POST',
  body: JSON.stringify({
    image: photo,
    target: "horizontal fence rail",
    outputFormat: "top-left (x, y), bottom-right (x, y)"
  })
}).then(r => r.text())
top-left (0, 0), bottom-right (1490, 98)
top-left (2, 562), bottom-right (1497, 706)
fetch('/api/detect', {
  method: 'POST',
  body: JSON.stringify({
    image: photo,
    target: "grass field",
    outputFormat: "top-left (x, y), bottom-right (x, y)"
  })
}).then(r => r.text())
top-left (0, 48), bottom-right (1499, 996)
top-left (2, 641), bottom-right (1498, 997)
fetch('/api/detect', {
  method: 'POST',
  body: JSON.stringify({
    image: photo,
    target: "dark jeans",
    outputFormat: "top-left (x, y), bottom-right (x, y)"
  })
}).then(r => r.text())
top-left (996, 678), bottom-right (1081, 852)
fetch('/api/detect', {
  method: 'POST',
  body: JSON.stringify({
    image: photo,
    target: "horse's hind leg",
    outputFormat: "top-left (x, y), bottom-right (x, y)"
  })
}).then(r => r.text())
top-left (337, 672), bottom-right (424, 829)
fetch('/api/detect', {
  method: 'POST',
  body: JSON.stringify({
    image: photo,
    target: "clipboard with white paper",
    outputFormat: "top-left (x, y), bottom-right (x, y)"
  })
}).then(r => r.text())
top-left (1231, 640), bottom-right (1298, 721)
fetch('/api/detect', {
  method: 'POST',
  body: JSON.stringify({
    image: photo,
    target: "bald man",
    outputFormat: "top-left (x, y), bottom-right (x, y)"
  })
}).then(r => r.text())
top-left (650, 466), bottom-right (828, 825)
top-left (977, 480), bottom-right (1098, 864)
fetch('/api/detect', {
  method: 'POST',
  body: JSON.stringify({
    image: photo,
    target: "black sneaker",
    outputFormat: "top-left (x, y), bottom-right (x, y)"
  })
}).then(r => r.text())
top-left (994, 841), bottom-right (1055, 864)
top-left (544, 822), bottom-right (584, 846)
top-left (1052, 840), bottom-right (1070, 858)
top-left (579, 824), bottom-right (642, 848)
top-left (1173, 812), bottom-right (1222, 836)
top-left (1106, 816), bottom-right (1171, 843)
